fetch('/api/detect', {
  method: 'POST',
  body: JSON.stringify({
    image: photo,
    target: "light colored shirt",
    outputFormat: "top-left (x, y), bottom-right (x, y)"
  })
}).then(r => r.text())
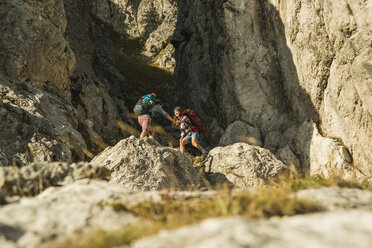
top-left (149, 104), bottom-right (169, 118)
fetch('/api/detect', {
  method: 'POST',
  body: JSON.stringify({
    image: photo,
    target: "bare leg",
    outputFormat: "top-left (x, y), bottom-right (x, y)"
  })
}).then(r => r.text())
top-left (191, 138), bottom-right (206, 154)
top-left (148, 126), bottom-right (154, 139)
top-left (139, 116), bottom-right (152, 138)
top-left (180, 138), bottom-right (188, 153)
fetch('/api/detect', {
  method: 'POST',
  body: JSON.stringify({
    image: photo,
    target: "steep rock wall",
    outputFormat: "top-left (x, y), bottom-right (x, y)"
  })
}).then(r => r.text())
top-left (172, 0), bottom-right (296, 146)
top-left (272, 0), bottom-right (372, 175)
top-left (0, 0), bottom-right (132, 165)
top-left (89, 0), bottom-right (178, 70)
top-left (0, 0), bottom-right (75, 101)
top-left (173, 0), bottom-right (371, 176)
top-left (63, 0), bottom-right (128, 149)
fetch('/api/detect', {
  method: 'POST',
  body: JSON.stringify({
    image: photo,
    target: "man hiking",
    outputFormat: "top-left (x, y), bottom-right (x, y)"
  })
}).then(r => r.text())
top-left (173, 106), bottom-right (206, 155)
top-left (133, 93), bottom-right (173, 138)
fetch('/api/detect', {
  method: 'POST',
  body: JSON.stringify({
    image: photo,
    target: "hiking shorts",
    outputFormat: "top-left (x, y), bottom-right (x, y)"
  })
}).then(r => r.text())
top-left (138, 115), bottom-right (153, 134)
top-left (184, 132), bottom-right (199, 143)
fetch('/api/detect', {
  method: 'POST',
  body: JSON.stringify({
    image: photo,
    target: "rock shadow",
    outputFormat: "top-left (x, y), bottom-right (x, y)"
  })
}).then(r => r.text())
top-left (171, 0), bottom-right (321, 174)
top-left (262, 0), bottom-right (320, 173)
top-left (0, 224), bottom-right (25, 243)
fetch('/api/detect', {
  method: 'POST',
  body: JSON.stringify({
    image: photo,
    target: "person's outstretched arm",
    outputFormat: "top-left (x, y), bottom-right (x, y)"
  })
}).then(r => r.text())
top-left (152, 105), bottom-right (173, 123)
top-left (165, 114), bottom-right (173, 122)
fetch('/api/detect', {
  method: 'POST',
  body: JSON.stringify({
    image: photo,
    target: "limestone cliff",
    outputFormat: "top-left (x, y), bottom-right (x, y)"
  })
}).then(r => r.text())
top-left (90, 0), bottom-right (177, 70)
top-left (172, 0), bottom-right (371, 178)
top-left (0, 0), bottom-right (370, 180)
top-left (0, 0), bottom-right (126, 165)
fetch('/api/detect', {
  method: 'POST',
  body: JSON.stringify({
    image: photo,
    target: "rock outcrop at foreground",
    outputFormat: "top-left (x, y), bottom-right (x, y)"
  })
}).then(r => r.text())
top-left (0, 180), bottom-right (371, 248)
top-left (0, 162), bottom-right (110, 197)
top-left (0, 180), bottom-right (142, 248)
top-left (130, 211), bottom-right (372, 248)
top-left (204, 143), bottom-right (288, 188)
top-left (296, 187), bottom-right (372, 211)
top-left (91, 136), bottom-right (210, 190)
top-left (172, 0), bottom-right (371, 178)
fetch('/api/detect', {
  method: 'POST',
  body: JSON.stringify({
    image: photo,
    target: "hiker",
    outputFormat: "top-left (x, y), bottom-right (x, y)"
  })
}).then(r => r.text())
top-left (173, 106), bottom-right (206, 155)
top-left (133, 93), bottom-right (173, 138)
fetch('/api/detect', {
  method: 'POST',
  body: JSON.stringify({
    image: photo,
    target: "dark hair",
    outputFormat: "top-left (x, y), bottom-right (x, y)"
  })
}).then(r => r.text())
top-left (174, 106), bottom-right (182, 112)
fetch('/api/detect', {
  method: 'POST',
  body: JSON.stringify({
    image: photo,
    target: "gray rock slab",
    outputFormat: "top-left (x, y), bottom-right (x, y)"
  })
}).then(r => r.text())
top-left (0, 180), bottom-right (141, 248)
top-left (296, 187), bottom-right (372, 211)
top-left (131, 211), bottom-right (372, 248)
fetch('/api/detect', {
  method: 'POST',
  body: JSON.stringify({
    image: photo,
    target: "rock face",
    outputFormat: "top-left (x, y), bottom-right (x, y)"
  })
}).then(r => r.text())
top-left (278, 0), bottom-right (372, 177)
top-left (218, 120), bottom-right (262, 147)
top-left (0, 75), bottom-right (85, 166)
top-left (203, 143), bottom-right (288, 188)
top-left (276, 145), bottom-right (302, 174)
top-left (0, 0), bottom-right (133, 164)
top-left (279, 120), bottom-right (356, 178)
top-left (0, 162), bottom-right (110, 196)
top-left (90, 0), bottom-right (177, 70)
top-left (172, 0), bottom-right (372, 177)
top-left (0, 180), bottom-right (142, 248)
top-left (172, 0), bottom-right (295, 146)
top-left (64, 0), bottom-right (131, 149)
top-left (0, 189), bottom-right (5, 204)
top-left (130, 210), bottom-right (372, 248)
top-left (91, 136), bottom-right (210, 190)
top-left (0, 0), bottom-right (75, 100)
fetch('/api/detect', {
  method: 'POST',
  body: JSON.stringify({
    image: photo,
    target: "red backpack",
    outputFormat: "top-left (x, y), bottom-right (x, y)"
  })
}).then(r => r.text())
top-left (182, 109), bottom-right (206, 132)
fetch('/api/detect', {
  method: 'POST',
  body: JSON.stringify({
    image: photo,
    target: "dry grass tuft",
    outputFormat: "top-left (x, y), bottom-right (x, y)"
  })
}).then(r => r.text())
top-left (57, 167), bottom-right (371, 248)
top-left (116, 120), bottom-right (140, 137)
top-left (58, 179), bottom-right (325, 248)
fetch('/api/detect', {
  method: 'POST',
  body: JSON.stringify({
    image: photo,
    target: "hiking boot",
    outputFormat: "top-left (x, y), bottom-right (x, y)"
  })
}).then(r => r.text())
top-left (201, 149), bottom-right (208, 159)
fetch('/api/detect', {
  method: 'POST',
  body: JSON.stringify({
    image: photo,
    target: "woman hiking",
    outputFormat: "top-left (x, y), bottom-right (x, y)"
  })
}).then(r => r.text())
top-left (173, 106), bottom-right (206, 155)
top-left (133, 93), bottom-right (173, 138)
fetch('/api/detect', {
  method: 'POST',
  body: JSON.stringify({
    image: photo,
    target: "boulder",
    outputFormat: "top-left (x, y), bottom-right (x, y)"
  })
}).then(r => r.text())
top-left (91, 136), bottom-right (210, 190)
top-left (264, 130), bottom-right (281, 152)
top-left (276, 145), bottom-right (302, 174)
top-left (280, 120), bottom-right (359, 179)
top-left (309, 124), bottom-right (355, 179)
top-left (203, 143), bottom-right (288, 189)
